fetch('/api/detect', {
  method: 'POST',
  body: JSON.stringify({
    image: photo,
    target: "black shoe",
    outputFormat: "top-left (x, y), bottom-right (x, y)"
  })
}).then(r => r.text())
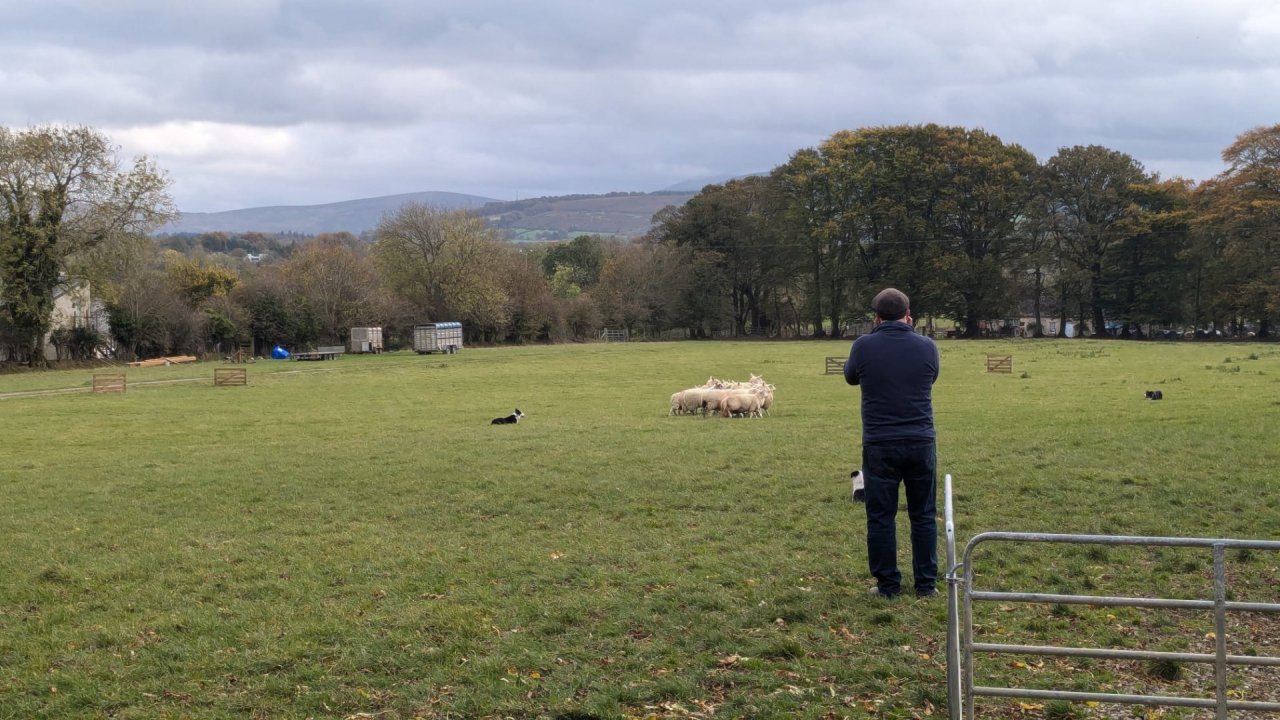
top-left (868, 586), bottom-right (899, 599)
top-left (915, 588), bottom-right (939, 599)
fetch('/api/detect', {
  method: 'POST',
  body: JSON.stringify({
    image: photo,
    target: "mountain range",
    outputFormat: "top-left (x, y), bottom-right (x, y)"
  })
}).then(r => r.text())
top-left (157, 174), bottom-right (763, 240)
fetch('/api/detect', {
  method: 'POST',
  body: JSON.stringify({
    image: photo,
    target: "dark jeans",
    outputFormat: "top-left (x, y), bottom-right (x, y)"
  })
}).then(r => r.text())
top-left (862, 441), bottom-right (937, 596)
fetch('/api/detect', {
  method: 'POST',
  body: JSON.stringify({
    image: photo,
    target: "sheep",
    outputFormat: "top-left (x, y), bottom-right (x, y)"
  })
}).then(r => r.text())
top-left (668, 374), bottom-right (775, 418)
top-left (680, 388), bottom-right (710, 414)
top-left (753, 385), bottom-right (774, 416)
top-left (698, 388), bottom-right (733, 415)
top-left (719, 390), bottom-right (762, 418)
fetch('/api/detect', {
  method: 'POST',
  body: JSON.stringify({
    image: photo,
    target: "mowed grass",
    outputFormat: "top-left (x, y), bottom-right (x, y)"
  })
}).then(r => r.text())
top-left (1, 340), bottom-right (1278, 719)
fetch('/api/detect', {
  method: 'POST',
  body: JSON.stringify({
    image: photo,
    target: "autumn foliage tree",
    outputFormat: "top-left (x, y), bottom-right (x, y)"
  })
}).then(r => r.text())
top-left (1194, 124), bottom-right (1280, 336)
top-left (281, 233), bottom-right (377, 343)
top-left (0, 126), bottom-right (172, 364)
top-left (372, 203), bottom-right (509, 340)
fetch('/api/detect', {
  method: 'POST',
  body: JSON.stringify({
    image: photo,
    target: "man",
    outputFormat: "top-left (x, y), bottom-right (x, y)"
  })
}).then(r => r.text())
top-left (844, 288), bottom-right (940, 599)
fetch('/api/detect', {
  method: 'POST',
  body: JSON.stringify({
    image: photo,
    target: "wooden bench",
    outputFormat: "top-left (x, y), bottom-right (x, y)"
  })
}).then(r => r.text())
top-left (214, 368), bottom-right (248, 386)
top-left (294, 345), bottom-right (345, 361)
top-left (92, 373), bottom-right (127, 393)
top-left (825, 356), bottom-right (845, 375)
top-left (986, 354), bottom-right (1013, 373)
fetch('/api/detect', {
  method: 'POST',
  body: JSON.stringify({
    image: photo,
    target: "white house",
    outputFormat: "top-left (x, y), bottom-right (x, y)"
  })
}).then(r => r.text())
top-left (42, 282), bottom-right (109, 359)
top-left (1, 281), bottom-right (106, 361)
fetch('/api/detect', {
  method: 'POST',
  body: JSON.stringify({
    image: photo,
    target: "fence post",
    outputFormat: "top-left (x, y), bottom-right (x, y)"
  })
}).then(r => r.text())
top-left (945, 474), bottom-right (962, 720)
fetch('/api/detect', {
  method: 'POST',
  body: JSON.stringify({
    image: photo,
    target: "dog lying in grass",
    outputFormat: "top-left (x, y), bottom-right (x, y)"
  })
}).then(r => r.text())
top-left (491, 408), bottom-right (525, 425)
top-left (851, 470), bottom-right (865, 502)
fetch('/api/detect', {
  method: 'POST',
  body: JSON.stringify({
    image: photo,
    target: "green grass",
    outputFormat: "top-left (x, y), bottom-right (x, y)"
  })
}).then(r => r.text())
top-left (2, 340), bottom-right (1278, 719)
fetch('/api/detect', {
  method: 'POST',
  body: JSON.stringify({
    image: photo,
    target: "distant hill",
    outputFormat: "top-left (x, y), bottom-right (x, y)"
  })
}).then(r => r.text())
top-left (158, 189), bottom-right (698, 240)
top-left (159, 191), bottom-right (497, 235)
top-left (480, 191), bottom-right (695, 241)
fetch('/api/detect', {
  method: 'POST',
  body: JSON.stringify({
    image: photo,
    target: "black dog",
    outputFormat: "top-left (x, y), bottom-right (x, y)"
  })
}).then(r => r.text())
top-left (491, 408), bottom-right (525, 425)
top-left (1144, 390), bottom-right (1164, 400)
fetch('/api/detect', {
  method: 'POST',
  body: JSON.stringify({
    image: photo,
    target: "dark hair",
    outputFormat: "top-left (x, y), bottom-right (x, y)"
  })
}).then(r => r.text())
top-left (871, 288), bottom-right (910, 321)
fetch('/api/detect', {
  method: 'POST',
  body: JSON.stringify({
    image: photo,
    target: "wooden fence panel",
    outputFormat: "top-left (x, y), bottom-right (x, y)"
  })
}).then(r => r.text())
top-left (92, 373), bottom-right (126, 393)
top-left (825, 356), bottom-right (845, 375)
top-left (986, 354), bottom-right (1013, 373)
top-left (214, 368), bottom-right (248, 386)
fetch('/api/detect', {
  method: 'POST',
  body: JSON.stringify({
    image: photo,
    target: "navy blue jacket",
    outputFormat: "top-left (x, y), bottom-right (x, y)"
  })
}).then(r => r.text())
top-left (844, 321), bottom-right (939, 443)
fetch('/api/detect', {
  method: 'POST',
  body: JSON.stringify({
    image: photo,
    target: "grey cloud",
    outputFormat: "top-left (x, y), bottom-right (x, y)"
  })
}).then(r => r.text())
top-left (4, 0), bottom-right (1277, 211)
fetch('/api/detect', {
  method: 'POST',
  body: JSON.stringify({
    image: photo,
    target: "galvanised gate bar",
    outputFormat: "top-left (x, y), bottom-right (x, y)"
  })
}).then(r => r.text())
top-left (941, 476), bottom-right (1280, 719)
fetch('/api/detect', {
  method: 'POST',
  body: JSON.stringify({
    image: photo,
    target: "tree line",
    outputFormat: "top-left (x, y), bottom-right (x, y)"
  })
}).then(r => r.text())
top-left (3, 123), bottom-right (1278, 365)
top-left (659, 124), bottom-right (1278, 340)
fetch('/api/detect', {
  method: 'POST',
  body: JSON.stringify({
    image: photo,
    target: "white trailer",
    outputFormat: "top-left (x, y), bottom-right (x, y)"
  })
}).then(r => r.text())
top-left (414, 322), bottom-right (463, 354)
top-left (349, 326), bottom-right (384, 354)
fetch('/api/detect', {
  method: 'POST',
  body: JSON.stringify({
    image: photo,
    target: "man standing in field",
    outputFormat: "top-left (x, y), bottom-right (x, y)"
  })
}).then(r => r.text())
top-left (844, 288), bottom-right (941, 599)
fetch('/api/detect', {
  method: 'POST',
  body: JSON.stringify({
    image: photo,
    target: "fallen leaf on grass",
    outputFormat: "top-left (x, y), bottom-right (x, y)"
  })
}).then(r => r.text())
top-left (716, 654), bottom-right (746, 667)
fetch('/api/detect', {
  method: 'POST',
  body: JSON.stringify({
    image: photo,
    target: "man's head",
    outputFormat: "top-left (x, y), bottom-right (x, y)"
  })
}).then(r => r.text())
top-left (871, 288), bottom-right (910, 321)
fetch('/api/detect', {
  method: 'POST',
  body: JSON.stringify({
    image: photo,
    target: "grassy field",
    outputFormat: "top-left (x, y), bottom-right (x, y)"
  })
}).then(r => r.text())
top-left (1, 340), bottom-right (1278, 719)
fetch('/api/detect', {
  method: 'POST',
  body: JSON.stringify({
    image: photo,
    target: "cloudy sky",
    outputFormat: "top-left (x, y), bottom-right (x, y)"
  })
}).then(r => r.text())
top-left (3, 1), bottom-right (1278, 213)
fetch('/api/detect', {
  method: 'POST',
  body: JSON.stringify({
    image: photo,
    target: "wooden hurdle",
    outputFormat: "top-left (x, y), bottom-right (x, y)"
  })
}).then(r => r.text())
top-left (214, 368), bottom-right (248, 386)
top-left (92, 373), bottom-right (127, 393)
top-left (825, 356), bottom-right (844, 375)
top-left (986, 354), bottom-right (1013, 373)
top-left (231, 340), bottom-right (254, 363)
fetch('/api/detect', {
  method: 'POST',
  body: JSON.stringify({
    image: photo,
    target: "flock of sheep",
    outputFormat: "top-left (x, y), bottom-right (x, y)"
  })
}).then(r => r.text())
top-left (669, 374), bottom-right (776, 418)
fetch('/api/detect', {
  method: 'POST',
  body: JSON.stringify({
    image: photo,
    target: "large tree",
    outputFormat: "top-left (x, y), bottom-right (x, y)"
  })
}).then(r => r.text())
top-left (540, 234), bottom-right (609, 294)
top-left (916, 127), bottom-right (1038, 336)
top-left (593, 239), bottom-right (700, 338)
top-left (779, 125), bottom-right (1035, 336)
top-left (1104, 179), bottom-right (1193, 336)
top-left (653, 176), bottom-right (791, 335)
top-left (1194, 124), bottom-right (1280, 336)
top-left (772, 147), bottom-right (840, 337)
top-left (281, 233), bottom-right (376, 343)
top-left (1042, 145), bottom-right (1152, 337)
top-left (371, 203), bottom-right (509, 340)
top-left (0, 126), bottom-right (172, 364)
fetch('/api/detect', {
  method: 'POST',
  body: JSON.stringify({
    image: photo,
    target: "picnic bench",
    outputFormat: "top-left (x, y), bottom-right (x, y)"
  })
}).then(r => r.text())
top-left (293, 345), bottom-right (345, 361)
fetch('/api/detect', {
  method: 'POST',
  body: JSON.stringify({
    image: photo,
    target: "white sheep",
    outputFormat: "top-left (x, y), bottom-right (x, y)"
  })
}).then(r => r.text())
top-left (719, 390), bottom-right (762, 418)
top-left (698, 388), bottom-right (732, 415)
top-left (754, 384), bottom-right (775, 416)
top-left (668, 374), bottom-right (775, 418)
top-left (670, 390), bottom-right (686, 415)
top-left (679, 388), bottom-right (710, 414)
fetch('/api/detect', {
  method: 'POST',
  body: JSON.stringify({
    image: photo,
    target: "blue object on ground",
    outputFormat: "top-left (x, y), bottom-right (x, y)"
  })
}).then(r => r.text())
top-left (272, 345), bottom-right (290, 359)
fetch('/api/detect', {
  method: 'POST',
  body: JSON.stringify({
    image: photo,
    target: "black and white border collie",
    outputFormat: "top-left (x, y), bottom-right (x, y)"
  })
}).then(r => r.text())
top-left (851, 470), bottom-right (865, 502)
top-left (491, 408), bottom-right (525, 425)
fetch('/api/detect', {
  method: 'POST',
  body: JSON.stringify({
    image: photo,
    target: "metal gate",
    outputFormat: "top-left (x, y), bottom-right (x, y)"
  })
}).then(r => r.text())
top-left (942, 475), bottom-right (1280, 719)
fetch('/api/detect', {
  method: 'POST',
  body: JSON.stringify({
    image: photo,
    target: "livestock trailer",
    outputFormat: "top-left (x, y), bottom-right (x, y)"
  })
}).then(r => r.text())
top-left (349, 326), bottom-right (384, 354)
top-left (414, 322), bottom-right (463, 354)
